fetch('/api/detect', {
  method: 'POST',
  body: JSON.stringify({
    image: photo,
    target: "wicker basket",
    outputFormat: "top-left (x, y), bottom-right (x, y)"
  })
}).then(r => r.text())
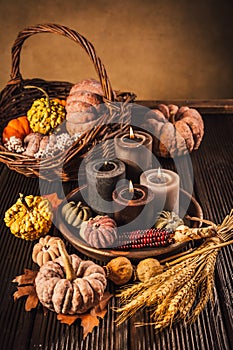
top-left (0, 24), bottom-right (135, 181)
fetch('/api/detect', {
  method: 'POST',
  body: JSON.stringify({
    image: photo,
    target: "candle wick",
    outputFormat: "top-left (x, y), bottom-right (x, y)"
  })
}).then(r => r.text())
top-left (158, 168), bottom-right (162, 179)
top-left (157, 168), bottom-right (166, 183)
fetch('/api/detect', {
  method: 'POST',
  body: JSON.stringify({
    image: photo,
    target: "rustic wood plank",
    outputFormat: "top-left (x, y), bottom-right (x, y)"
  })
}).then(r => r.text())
top-left (136, 99), bottom-right (233, 114)
top-left (0, 114), bottom-right (232, 349)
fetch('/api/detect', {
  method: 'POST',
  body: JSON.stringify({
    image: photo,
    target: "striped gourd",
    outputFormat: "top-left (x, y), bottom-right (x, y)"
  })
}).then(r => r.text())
top-left (62, 201), bottom-right (92, 228)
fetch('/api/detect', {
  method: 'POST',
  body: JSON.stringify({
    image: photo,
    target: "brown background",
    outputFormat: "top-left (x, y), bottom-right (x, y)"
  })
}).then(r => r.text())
top-left (1, 0), bottom-right (233, 100)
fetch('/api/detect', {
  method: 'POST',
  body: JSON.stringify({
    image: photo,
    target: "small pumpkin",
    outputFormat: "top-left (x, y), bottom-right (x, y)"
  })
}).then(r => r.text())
top-left (62, 201), bottom-right (92, 228)
top-left (2, 116), bottom-right (31, 143)
top-left (154, 211), bottom-right (184, 231)
top-left (140, 104), bottom-right (204, 157)
top-left (32, 235), bottom-right (62, 266)
top-left (65, 78), bottom-right (106, 136)
top-left (35, 240), bottom-right (107, 314)
top-left (22, 132), bottom-right (43, 157)
top-left (26, 85), bottom-right (66, 135)
top-left (4, 193), bottom-right (53, 240)
top-left (80, 215), bottom-right (118, 248)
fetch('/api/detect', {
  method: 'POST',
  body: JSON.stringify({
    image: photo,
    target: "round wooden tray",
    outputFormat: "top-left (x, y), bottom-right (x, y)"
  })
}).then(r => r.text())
top-left (57, 186), bottom-right (203, 262)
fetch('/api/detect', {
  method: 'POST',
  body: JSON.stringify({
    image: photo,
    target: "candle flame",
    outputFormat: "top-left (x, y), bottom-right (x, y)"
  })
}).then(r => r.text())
top-left (129, 126), bottom-right (135, 139)
top-left (129, 180), bottom-right (134, 193)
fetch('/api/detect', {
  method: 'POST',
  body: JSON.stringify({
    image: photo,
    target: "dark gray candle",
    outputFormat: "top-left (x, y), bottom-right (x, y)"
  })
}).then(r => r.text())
top-left (114, 127), bottom-right (153, 183)
top-left (86, 158), bottom-right (126, 215)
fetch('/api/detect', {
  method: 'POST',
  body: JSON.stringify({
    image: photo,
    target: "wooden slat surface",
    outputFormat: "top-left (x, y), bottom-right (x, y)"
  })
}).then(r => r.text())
top-left (0, 113), bottom-right (232, 350)
top-left (136, 99), bottom-right (233, 114)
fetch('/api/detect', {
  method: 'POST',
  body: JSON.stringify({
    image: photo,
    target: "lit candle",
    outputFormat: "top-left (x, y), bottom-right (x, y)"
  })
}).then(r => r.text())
top-left (112, 181), bottom-right (155, 232)
top-left (114, 126), bottom-right (153, 183)
top-left (86, 158), bottom-right (126, 215)
top-left (140, 168), bottom-right (180, 214)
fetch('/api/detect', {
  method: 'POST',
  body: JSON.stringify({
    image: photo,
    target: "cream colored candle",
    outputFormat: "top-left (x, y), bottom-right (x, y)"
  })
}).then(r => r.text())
top-left (140, 168), bottom-right (180, 214)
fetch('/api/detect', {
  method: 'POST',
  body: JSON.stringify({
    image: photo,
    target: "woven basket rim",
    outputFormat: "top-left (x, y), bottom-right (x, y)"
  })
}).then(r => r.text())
top-left (0, 24), bottom-right (136, 181)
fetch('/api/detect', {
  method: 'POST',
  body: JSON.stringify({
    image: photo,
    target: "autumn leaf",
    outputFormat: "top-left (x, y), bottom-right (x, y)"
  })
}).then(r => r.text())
top-left (90, 292), bottom-right (113, 318)
top-left (57, 292), bottom-right (113, 338)
top-left (25, 288), bottom-right (39, 311)
top-left (42, 193), bottom-right (63, 213)
top-left (57, 313), bottom-right (100, 339)
top-left (12, 269), bottom-right (39, 311)
top-left (57, 314), bottom-right (79, 326)
top-left (79, 314), bottom-right (100, 339)
top-left (13, 269), bottom-right (38, 285)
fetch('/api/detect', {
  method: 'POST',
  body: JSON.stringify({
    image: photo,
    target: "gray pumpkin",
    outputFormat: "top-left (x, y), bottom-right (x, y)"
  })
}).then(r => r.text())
top-left (62, 201), bottom-right (92, 228)
top-left (35, 240), bottom-right (107, 314)
top-left (154, 211), bottom-right (184, 231)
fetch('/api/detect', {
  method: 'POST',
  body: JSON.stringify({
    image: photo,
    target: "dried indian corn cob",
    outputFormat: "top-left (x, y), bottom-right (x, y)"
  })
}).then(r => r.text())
top-left (114, 217), bottom-right (221, 250)
top-left (115, 228), bottom-right (174, 250)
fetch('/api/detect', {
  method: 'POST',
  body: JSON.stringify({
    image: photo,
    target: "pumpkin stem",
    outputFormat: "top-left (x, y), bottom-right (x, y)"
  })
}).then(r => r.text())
top-left (57, 240), bottom-right (76, 281)
top-left (19, 193), bottom-right (31, 212)
top-left (169, 112), bottom-right (175, 125)
top-left (24, 85), bottom-right (50, 109)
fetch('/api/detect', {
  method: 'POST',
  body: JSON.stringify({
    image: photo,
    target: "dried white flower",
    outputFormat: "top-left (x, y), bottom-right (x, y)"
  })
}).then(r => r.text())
top-left (4, 136), bottom-right (25, 153)
top-left (34, 132), bottom-right (83, 158)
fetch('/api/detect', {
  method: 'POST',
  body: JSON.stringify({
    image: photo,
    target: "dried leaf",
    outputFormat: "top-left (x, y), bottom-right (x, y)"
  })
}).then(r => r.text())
top-left (25, 290), bottom-right (39, 311)
top-left (57, 292), bottom-right (113, 338)
top-left (91, 308), bottom-right (107, 319)
top-left (57, 314), bottom-right (79, 326)
top-left (79, 314), bottom-right (100, 339)
top-left (12, 269), bottom-right (39, 311)
top-left (12, 269), bottom-right (38, 285)
top-left (90, 292), bottom-right (113, 317)
top-left (13, 285), bottom-right (34, 300)
top-left (43, 193), bottom-right (62, 212)
top-left (57, 313), bottom-right (100, 338)
top-left (13, 285), bottom-right (39, 311)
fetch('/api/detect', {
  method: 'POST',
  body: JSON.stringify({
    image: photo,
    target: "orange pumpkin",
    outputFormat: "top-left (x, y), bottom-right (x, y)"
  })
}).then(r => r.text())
top-left (2, 116), bottom-right (31, 143)
top-left (53, 98), bottom-right (66, 106)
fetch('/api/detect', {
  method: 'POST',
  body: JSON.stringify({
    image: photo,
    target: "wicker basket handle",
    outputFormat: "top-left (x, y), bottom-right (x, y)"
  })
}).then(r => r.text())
top-left (10, 23), bottom-right (114, 101)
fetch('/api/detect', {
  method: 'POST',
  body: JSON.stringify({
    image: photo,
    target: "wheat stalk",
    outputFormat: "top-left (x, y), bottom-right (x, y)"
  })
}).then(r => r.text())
top-left (115, 210), bottom-right (233, 330)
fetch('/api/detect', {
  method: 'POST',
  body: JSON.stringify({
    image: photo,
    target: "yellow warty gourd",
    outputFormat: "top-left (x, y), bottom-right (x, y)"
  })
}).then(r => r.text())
top-left (4, 194), bottom-right (53, 240)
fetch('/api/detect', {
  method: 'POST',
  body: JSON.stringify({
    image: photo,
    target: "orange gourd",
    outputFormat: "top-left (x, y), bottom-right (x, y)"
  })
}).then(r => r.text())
top-left (2, 116), bottom-right (31, 143)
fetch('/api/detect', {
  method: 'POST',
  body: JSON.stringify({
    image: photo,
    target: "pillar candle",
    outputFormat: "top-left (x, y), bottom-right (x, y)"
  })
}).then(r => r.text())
top-left (86, 158), bottom-right (126, 215)
top-left (114, 127), bottom-right (153, 183)
top-left (112, 182), bottom-right (155, 232)
top-left (140, 168), bottom-right (180, 214)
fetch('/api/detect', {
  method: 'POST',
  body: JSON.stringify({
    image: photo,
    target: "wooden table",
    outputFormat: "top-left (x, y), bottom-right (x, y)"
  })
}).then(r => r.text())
top-left (0, 109), bottom-right (232, 350)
